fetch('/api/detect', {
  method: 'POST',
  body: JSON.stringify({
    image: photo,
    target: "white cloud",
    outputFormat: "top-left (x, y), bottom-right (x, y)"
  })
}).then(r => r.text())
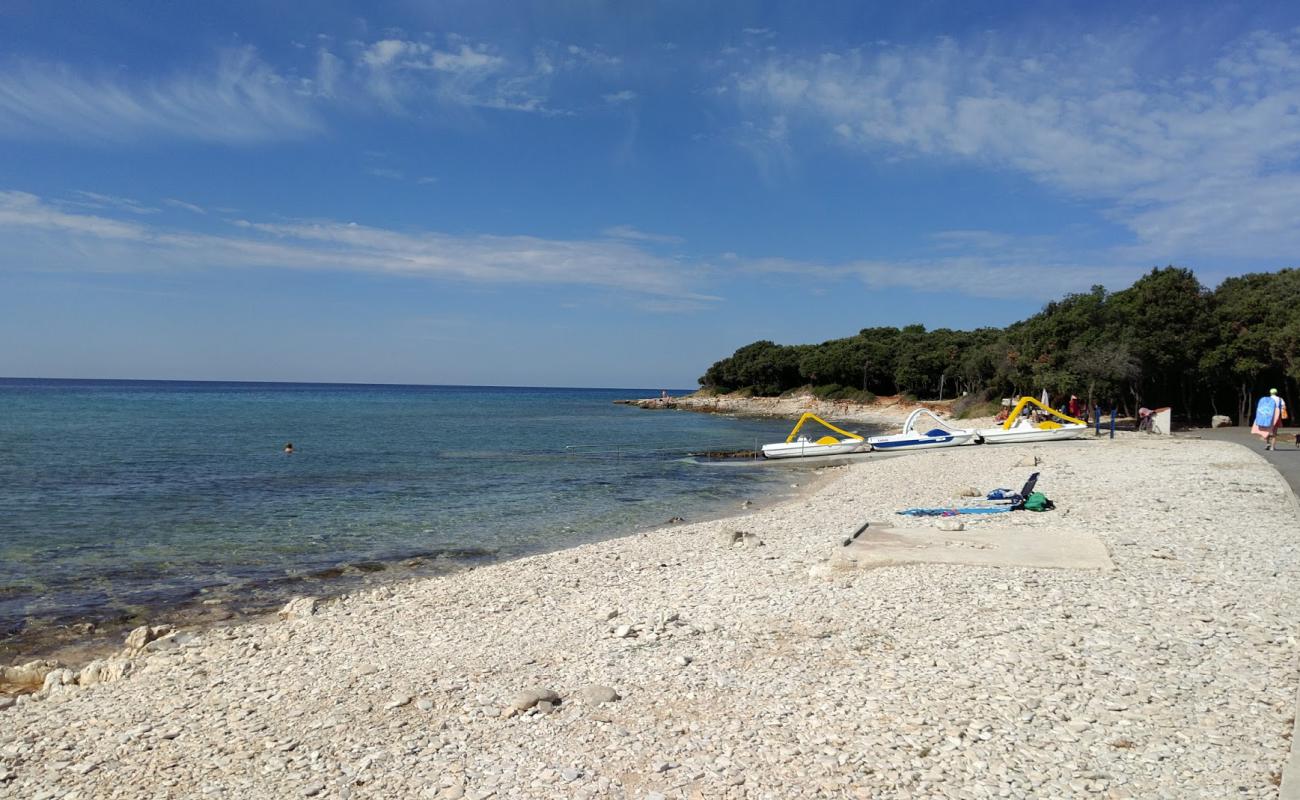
top-left (366, 167), bottom-right (405, 180)
top-left (0, 190), bottom-right (714, 301)
top-left (431, 45), bottom-right (505, 73)
top-left (162, 198), bottom-right (207, 215)
top-left (741, 251), bottom-right (1138, 301)
top-left (0, 190), bottom-right (149, 240)
top-left (603, 89), bottom-right (637, 104)
top-left (0, 47), bottom-right (320, 143)
top-left (351, 37), bottom-right (554, 113)
top-left (361, 39), bottom-right (427, 68)
top-left (728, 29), bottom-right (1300, 262)
top-left (69, 191), bottom-right (160, 215)
top-left (602, 224), bottom-right (683, 244)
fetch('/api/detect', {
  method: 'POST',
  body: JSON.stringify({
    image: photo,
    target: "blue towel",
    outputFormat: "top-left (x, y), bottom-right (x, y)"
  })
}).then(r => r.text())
top-left (897, 507), bottom-right (1014, 517)
top-left (1255, 396), bottom-right (1280, 428)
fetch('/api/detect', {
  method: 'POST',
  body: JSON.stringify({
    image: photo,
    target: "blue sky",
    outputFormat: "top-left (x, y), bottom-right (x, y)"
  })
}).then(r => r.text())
top-left (3, 1), bottom-right (1299, 387)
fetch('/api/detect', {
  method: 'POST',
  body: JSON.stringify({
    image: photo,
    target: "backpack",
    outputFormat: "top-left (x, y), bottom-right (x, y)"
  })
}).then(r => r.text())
top-left (1022, 492), bottom-right (1055, 512)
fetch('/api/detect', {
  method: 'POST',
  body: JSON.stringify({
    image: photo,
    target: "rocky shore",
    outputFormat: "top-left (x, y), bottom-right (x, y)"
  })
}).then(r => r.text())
top-left (2, 435), bottom-right (1297, 798)
top-left (621, 390), bottom-right (997, 429)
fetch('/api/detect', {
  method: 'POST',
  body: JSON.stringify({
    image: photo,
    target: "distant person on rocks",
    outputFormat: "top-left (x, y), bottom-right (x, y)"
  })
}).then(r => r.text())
top-left (1253, 389), bottom-right (1284, 450)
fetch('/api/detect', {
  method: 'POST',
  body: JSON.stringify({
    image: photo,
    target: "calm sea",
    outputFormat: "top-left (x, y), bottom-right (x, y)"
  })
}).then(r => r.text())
top-left (0, 379), bottom-right (871, 660)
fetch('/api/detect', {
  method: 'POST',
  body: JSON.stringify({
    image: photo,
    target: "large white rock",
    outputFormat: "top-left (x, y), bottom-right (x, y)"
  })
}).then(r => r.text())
top-left (40, 668), bottom-right (76, 695)
top-left (278, 596), bottom-right (319, 620)
top-left (1211, 415), bottom-right (1233, 428)
top-left (77, 658), bottom-right (135, 687)
top-left (122, 625), bottom-right (173, 656)
top-left (0, 659), bottom-right (61, 689)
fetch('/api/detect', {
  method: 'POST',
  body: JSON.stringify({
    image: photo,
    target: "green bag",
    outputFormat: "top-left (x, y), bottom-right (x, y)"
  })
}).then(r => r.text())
top-left (1022, 491), bottom-right (1054, 512)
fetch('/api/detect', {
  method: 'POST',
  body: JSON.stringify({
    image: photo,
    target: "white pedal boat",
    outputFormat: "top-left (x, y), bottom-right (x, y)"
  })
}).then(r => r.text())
top-left (867, 407), bottom-right (979, 451)
top-left (761, 413), bottom-right (869, 459)
top-left (977, 396), bottom-right (1089, 444)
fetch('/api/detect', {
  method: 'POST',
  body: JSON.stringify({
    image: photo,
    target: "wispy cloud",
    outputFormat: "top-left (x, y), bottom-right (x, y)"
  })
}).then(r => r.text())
top-left (348, 36), bottom-right (606, 114)
top-left (0, 190), bottom-right (715, 301)
top-left (603, 89), bottom-right (637, 104)
top-left (0, 47), bottom-right (321, 143)
top-left (740, 251), bottom-right (1138, 301)
top-left (602, 224), bottom-right (683, 244)
top-left (69, 191), bottom-right (160, 215)
top-left (726, 28), bottom-right (1300, 262)
top-left (162, 198), bottom-right (206, 215)
top-left (0, 34), bottom-right (631, 145)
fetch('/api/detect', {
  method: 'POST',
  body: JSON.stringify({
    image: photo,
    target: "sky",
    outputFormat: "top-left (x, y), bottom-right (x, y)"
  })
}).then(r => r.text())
top-left (2, 1), bottom-right (1300, 388)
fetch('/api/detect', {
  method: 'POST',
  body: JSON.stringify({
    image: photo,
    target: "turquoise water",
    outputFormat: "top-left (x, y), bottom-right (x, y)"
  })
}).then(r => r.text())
top-left (0, 379), bottom-right (870, 658)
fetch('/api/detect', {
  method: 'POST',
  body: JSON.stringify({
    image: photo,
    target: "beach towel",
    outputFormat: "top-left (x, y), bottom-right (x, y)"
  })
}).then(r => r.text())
top-left (896, 507), bottom-right (1014, 517)
top-left (1253, 396), bottom-right (1281, 440)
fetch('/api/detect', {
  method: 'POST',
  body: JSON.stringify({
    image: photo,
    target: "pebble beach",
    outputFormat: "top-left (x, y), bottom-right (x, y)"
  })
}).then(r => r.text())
top-left (2, 434), bottom-right (1298, 799)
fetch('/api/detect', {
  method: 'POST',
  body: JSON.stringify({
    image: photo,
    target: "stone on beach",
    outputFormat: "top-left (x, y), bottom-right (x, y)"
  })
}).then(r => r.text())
top-left (576, 685), bottom-right (620, 704)
top-left (121, 624), bottom-right (172, 656)
top-left (0, 660), bottom-right (62, 690)
top-left (508, 687), bottom-right (561, 712)
top-left (278, 596), bottom-right (319, 620)
top-left (76, 658), bottom-right (134, 687)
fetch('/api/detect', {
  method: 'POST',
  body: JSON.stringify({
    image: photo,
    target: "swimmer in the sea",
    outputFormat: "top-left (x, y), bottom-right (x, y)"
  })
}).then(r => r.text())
top-left (284, 442), bottom-right (294, 454)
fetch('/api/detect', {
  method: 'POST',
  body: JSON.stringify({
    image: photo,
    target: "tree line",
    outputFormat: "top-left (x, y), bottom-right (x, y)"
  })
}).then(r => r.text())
top-left (698, 267), bottom-right (1300, 422)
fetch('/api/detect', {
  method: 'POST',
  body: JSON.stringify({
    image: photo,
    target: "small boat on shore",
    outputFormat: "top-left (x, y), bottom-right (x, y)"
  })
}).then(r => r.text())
top-left (761, 413), bottom-right (869, 459)
top-left (867, 407), bottom-right (979, 451)
top-left (977, 396), bottom-right (1088, 444)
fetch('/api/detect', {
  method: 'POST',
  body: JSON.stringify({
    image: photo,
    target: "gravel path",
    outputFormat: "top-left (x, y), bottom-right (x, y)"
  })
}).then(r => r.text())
top-left (2, 435), bottom-right (1297, 799)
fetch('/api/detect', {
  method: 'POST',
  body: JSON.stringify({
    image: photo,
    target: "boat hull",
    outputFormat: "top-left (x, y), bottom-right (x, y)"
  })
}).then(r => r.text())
top-left (761, 440), bottom-right (869, 459)
top-left (867, 431), bottom-right (979, 451)
top-left (977, 424), bottom-right (1089, 444)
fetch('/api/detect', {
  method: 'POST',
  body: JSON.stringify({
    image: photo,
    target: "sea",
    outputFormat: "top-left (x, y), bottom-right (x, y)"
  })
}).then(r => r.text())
top-left (0, 379), bottom-right (878, 661)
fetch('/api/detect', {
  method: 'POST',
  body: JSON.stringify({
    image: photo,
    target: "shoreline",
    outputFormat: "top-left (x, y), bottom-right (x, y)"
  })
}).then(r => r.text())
top-left (0, 457), bottom-right (843, 689)
top-left (621, 389), bottom-right (1000, 429)
top-left (2, 434), bottom-right (1297, 797)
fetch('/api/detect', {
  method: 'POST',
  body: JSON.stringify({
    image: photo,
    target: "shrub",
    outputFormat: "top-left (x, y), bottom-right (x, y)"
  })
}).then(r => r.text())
top-left (950, 398), bottom-right (1002, 419)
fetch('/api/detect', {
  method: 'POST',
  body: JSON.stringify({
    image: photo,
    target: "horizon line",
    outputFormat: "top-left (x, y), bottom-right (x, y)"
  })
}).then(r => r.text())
top-left (0, 376), bottom-right (698, 393)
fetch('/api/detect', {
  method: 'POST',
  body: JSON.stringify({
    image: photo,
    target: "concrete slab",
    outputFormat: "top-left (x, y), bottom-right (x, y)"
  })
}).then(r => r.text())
top-left (835, 525), bottom-right (1115, 572)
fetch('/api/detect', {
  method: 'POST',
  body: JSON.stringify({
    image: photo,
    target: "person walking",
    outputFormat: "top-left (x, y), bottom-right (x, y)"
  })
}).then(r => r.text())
top-left (1252, 388), bottom-right (1284, 450)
